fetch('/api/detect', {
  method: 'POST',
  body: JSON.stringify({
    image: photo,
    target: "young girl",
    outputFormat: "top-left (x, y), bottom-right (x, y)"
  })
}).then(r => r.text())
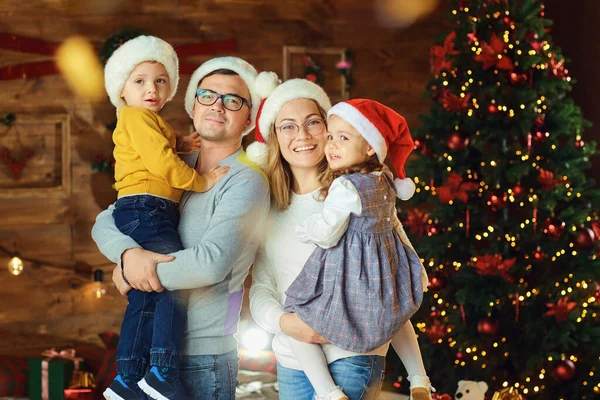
top-left (102, 35), bottom-right (228, 400)
top-left (284, 99), bottom-right (433, 400)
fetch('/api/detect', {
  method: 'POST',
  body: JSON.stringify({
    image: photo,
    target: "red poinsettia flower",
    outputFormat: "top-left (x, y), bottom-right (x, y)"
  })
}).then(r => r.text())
top-left (427, 319), bottom-right (451, 343)
top-left (544, 296), bottom-right (577, 322)
top-left (469, 254), bottom-right (516, 282)
top-left (538, 168), bottom-right (567, 191)
top-left (474, 33), bottom-right (514, 70)
top-left (430, 31), bottom-right (459, 75)
top-left (548, 55), bottom-right (569, 79)
top-left (437, 172), bottom-right (480, 204)
top-left (439, 89), bottom-right (471, 112)
top-left (403, 208), bottom-right (431, 239)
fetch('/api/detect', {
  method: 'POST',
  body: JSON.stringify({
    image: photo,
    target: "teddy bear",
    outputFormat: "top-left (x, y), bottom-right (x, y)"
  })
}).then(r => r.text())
top-left (454, 380), bottom-right (488, 400)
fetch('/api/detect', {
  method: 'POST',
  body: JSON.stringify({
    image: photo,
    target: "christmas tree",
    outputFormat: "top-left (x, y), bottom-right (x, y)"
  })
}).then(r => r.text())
top-left (395, 0), bottom-right (600, 398)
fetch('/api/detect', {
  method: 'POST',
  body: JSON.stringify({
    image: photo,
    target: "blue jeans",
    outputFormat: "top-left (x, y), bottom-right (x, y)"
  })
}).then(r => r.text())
top-left (277, 355), bottom-right (385, 400)
top-left (113, 195), bottom-right (187, 377)
top-left (179, 350), bottom-right (239, 400)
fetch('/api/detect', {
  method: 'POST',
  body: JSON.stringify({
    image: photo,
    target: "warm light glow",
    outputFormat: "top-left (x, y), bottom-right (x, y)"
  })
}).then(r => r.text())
top-left (7, 256), bottom-right (24, 276)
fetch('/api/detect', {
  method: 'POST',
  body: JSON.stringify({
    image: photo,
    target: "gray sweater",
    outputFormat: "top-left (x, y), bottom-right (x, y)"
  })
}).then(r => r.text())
top-left (91, 148), bottom-right (270, 355)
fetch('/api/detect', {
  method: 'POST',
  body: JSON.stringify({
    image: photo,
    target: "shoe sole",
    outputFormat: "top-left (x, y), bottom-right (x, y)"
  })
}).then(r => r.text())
top-left (138, 377), bottom-right (170, 400)
top-left (104, 387), bottom-right (127, 400)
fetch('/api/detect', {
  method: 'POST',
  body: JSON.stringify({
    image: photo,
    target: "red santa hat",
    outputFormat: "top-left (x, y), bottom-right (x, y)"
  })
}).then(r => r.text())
top-left (327, 99), bottom-right (416, 200)
top-left (246, 71), bottom-right (332, 169)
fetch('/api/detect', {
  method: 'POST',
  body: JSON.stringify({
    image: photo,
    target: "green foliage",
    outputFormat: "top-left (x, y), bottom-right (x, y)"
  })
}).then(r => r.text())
top-left (389, 1), bottom-right (600, 398)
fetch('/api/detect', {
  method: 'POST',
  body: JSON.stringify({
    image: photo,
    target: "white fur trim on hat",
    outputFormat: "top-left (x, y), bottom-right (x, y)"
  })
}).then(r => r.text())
top-left (258, 79), bottom-right (332, 145)
top-left (184, 57), bottom-right (259, 136)
top-left (104, 35), bottom-right (179, 109)
top-left (246, 141), bottom-right (269, 170)
top-left (255, 71), bottom-right (280, 99)
top-left (328, 102), bottom-right (388, 162)
top-left (395, 177), bottom-right (416, 200)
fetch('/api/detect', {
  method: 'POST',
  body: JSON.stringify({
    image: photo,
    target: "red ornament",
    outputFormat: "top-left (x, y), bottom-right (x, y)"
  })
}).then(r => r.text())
top-left (486, 191), bottom-right (507, 211)
top-left (509, 72), bottom-right (527, 85)
top-left (426, 224), bottom-right (442, 236)
top-left (305, 73), bottom-right (318, 83)
top-left (512, 184), bottom-right (524, 196)
top-left (574, 227), bottom-right (596, 250)
top-left (533, 248), bottom-right (546, 261)
top-left (427, 319), bottom-right (451, 343)
top-left (542, 217), bottom-right (566, 239)
top-left (503, 16), bottom-right (512, 25)
top-left (574, 139), bottom-right (585, 148)
top-left (413, 137), bottom-right (433, 157)
top-left (456, 351), bottom-right (464, 360)
top-left (428, 273), bottom-right (447, 292)
top-left (534, 114), bottom-right (545, 128)
top-left (533, 130), bottom-right (547, 142)
top-left (590, 221), bottom-right (600, 240)
top-left (488, 104), bottom-right (498, 113)
top-left (551, 360), bottom-right (576, 381)
top-left (447, 131), bottom-right (470, 151)
top-left (477, 317), bottom-right (499, 336)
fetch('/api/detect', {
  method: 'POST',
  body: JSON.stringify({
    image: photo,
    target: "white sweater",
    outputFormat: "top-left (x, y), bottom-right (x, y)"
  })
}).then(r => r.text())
top-left (249, 188), bottom-right (391, 370)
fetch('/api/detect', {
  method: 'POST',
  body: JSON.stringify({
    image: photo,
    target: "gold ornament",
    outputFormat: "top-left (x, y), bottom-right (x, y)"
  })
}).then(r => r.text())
top-left (492, 387), bottom-right (523, 400)
top-left (68, 370), bottom-right (96, 388)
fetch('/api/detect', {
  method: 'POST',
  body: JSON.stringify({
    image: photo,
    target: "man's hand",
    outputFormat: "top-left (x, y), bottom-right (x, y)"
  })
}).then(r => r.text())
top-left (121, 248), bottom-right (175, 292)
top-left (112, 265), bottom-right (132, 296)
top-left (279, 313), bottom-right (329, 344)
top-left (176, 131), bottom-right (202, 153)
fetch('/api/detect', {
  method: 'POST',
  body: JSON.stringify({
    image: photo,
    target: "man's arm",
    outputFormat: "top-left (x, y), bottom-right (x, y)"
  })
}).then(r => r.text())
top-left (156, 171), bottom-right (270, 290)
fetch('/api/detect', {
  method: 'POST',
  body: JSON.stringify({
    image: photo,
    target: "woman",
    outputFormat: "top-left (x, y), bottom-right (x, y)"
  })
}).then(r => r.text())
top-left (248, 74), bottom-right (431, 400)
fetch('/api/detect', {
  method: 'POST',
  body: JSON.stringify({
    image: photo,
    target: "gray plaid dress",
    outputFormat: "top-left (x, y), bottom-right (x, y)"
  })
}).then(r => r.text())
top-left (284, 169), bottom-right (424, 353)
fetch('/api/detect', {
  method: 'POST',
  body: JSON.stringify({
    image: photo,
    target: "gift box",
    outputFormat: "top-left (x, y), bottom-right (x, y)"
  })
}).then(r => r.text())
top-left (28, 348), bottom-right (84, 400)
top-left (28, 357), bottom-right (74, 400)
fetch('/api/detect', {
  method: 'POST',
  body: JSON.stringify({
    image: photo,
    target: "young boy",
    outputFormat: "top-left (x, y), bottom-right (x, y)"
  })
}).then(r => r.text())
top-left (102, 35), bottom-right (227, 400)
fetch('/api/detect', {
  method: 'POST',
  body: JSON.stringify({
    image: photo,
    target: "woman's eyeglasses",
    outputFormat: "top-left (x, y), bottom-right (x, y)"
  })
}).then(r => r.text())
top-left (195, 89), bottom-right (252, 111)
top-left (276, 118), bottom-right (325, 139)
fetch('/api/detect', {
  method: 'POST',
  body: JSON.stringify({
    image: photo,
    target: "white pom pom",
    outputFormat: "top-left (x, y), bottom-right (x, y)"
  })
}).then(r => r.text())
top-left (255, 71), bottom-right (280, 98)
top-left (395, 177), bottom-right (416, 200)
top-left (246, 141), bottom-right (269, 170)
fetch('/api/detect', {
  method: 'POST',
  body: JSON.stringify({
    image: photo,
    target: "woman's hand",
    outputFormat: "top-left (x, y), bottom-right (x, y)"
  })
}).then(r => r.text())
top-left (121, 248), bottom-right (175, 292)
top-left (279, 313), bottom-right (330, 344)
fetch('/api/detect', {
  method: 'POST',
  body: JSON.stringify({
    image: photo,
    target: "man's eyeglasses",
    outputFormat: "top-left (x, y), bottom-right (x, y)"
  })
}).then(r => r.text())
top-left (195, 89), bottom-right (252, 111)
top-left (276, 118), bottom-right (325, 139)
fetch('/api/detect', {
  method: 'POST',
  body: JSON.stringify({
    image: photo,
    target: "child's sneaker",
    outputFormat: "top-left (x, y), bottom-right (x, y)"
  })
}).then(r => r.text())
top-left (104, 375), bottom-right (148, 400)
top-left (409, 375), bottom-right (434, 400)
top-left (137, 366), bottom-right (188, 400)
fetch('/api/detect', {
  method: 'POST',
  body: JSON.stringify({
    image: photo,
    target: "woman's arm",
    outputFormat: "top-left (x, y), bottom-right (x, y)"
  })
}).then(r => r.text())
top-left (249, 244), bottom-right (327, 343)
top-left (296, 177), bottom-right (361, 249)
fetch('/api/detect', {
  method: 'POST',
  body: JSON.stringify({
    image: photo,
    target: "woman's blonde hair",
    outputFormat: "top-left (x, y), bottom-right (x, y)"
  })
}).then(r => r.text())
top-left (266, 100), bottom-right (329, 210)
top-left (318, 154), bottom-right (383, 200)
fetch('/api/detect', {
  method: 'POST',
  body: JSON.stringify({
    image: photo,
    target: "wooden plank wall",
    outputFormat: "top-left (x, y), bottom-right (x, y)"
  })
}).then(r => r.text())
top-left (0, 0), bottom-right (596, 352)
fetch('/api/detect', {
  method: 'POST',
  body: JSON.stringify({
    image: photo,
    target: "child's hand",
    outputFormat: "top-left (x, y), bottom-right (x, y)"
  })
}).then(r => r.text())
top-left (176, 131), bottom-right (202, 153)
top-left (201, 165), bottom-right (230, 192)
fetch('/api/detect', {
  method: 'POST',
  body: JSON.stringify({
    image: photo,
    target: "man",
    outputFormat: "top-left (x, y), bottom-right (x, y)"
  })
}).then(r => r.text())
top-left (92, 57), bottom-right (270, 399)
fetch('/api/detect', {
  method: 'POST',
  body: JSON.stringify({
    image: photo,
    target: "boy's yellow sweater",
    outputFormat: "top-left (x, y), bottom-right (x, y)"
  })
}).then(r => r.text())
top-left (113, 106), bottom-right (207, 202)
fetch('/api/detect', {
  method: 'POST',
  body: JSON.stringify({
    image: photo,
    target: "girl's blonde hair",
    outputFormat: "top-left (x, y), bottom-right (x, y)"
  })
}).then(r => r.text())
top-left (318, 154), bottom-right (383, 200)
top-left (266, 101), bottom-right (329, 210)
